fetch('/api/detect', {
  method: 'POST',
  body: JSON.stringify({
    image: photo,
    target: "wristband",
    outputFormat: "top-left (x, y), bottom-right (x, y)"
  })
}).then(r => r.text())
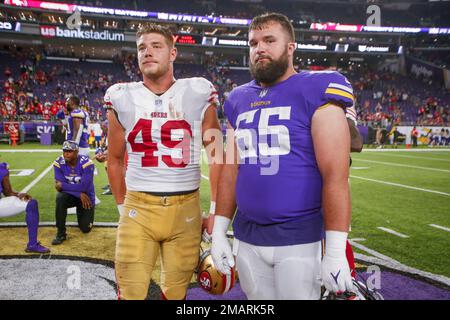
top-left (212, 215), bottom-right (231, 238)
top-left (209, 201), bottom-right (216, 215)
top-left (117, 204), bottom-right (124, 216)
top-left (325, 230), bottom-right (348, 257)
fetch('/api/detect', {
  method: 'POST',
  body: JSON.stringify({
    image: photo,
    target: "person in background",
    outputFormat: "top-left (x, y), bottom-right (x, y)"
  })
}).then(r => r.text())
top-left (0, 158), bottom-right (50, 253)
top-left (411, 126), bottom-right (418, 147)
top-left (52, 140), bottom-right (96, 245)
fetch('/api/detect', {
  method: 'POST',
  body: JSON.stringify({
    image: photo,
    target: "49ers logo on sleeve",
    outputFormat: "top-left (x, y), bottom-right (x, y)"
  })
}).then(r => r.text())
top-left (127, 119), bottom-right (192, 168)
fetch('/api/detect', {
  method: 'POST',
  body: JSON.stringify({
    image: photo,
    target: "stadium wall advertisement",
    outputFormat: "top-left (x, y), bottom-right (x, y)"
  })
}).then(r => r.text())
top-left (3, 0), bottom-right (251, 25)
top-left (35, 122), bottom-right (55, 139)
top-left (4, 21), bottom-right (402, 53)
top-left (2, 121), bottom-right (19, 135)
top-left (0, 122), bottom-right (58, 141)
top-left (0, 21), bottom-right (13, 30)
top-left (406, 56), bottom-right (445, 85)
top-left (39, 25), bottom-right (125, 41)
top-left (5, 0), bottom-right (448, 32)
top-left (396, 126), bottom-right (450, 145)
top-left (0, 21), bottom-right (21, 32)
top-left (1, 122), bottom-right (448, 146)
top-left (310, 22), bottom-right (450, 34)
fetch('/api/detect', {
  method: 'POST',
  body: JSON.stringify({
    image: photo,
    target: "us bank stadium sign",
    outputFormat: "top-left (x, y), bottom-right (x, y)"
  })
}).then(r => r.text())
top-left (39, 25), bottom-right (125, 41)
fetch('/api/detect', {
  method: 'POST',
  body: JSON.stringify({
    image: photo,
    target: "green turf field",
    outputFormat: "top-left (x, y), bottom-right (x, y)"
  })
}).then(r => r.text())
top-left (349, 151), bottom-right (450, 278)
top-left (0, 147), bottom-right (213, 223)
top-left (1, 145), bottom-right (449, 279)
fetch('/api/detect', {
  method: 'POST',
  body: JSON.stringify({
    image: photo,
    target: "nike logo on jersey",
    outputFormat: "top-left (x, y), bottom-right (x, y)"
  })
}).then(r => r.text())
top-left (186, 217), bottom-right (195, 223)
top-left (331, 270), bottom-right (341, 285)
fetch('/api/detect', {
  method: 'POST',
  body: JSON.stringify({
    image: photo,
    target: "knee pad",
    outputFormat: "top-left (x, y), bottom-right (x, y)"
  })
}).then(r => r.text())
top-left (236, 253), bottom-right (260, 299)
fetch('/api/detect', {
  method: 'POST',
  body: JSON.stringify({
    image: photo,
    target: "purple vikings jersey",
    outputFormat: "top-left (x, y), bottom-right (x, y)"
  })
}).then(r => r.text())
top-left (224, 71), bottom-right (354, 246)
top-left (53, 155), bottom-right (95, 204)
top-left (0, 162), bottom-right (9, 195)
top-left (67, 109), bottom-right (89, 148)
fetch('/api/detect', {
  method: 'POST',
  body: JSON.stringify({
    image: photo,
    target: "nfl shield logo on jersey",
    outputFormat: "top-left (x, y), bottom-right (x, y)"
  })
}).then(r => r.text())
top-left (155, 99), bottom-right (163, 108)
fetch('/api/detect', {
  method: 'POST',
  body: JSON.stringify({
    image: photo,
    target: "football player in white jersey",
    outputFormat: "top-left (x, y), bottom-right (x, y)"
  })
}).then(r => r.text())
top-left (105, 23), bottom-right (223, 300)
top-left (65, 96), bottom-right (90, 157)
top-left (346, 105), bottom-right (362, 153)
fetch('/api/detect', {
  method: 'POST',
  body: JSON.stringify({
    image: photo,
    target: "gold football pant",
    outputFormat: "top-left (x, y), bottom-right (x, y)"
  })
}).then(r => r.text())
top-left (115, 190), bottom-right (202, 300)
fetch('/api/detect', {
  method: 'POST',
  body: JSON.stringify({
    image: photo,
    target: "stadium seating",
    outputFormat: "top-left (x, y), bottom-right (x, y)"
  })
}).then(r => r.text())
top-left (0, 48), bottom-right (448, 128)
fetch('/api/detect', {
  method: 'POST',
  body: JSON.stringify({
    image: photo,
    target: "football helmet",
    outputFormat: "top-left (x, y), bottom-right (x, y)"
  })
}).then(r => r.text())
top-left (321, 278), bottom-right (384, 300)
top-left (196, 249), bottom-right (237, 295)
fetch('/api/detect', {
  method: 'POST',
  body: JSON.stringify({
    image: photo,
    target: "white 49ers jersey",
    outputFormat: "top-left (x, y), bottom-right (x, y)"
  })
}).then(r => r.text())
top-left (104, 77), bottom-right (218, 193)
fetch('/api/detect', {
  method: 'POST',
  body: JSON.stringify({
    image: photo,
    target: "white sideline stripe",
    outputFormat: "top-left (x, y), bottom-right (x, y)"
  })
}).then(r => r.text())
top-left (0, 222), bottom-right (118, 227)
top-left (0, 149), bottom-right (62, 153)
top-left (201, 174), bottom-right (209, 181)
top-left (362, 149), bottom-right (450, 152)
top-left (0, 149), bottom-right (94, 153)
top-left (350, 239), bottom-right (450, 287)
top-left (354, 253), bottom-right (450, 287)
top-left (349, 239), bottom-right (398, 263)
top-left (367, 153), bottom-right (450, 162)
top-left (2, 148), bottom-right (449, 153)
top-left (429, 224), bottom-right (450, 232)
top-left (20, 164), bottom-right (54, 193)
top-left (377, 227), bottom-right (409, 238)
top-left (353, 159), bottom-right (450, 173)
top-left (350, 238), bottom-right (366, 242)
top-left (0, 221), bottom-right (233, 231)
top-left (350, 175), bottom-right (450, 197)
top-left (10, 169), bottom-right (35, 177)
top-left (351, 167), bottom-right (370, 170)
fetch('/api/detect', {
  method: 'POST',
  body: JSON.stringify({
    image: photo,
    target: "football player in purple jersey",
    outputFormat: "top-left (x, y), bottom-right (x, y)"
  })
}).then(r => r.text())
top-left (52, 140), bottom-right (95, 245)
top-left (210, 13), bottom-right (354, 299)
top-left (0, 158), bottom-right (50, 253)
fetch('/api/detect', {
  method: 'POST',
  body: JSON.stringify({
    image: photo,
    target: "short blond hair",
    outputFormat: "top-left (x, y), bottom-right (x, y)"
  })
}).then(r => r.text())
top-left (136, 23), bottom-right (174, 47)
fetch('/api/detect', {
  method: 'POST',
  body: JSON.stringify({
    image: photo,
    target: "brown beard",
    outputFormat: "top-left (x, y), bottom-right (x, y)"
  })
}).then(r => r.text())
top-left (249, 49), bottom-right (289, 85)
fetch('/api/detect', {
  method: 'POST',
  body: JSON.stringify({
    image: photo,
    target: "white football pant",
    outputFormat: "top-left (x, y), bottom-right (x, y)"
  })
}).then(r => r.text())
top-left (0, 196), bottom-right (28, 218)
top-left (233, 238), bottom-right (322, 300)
